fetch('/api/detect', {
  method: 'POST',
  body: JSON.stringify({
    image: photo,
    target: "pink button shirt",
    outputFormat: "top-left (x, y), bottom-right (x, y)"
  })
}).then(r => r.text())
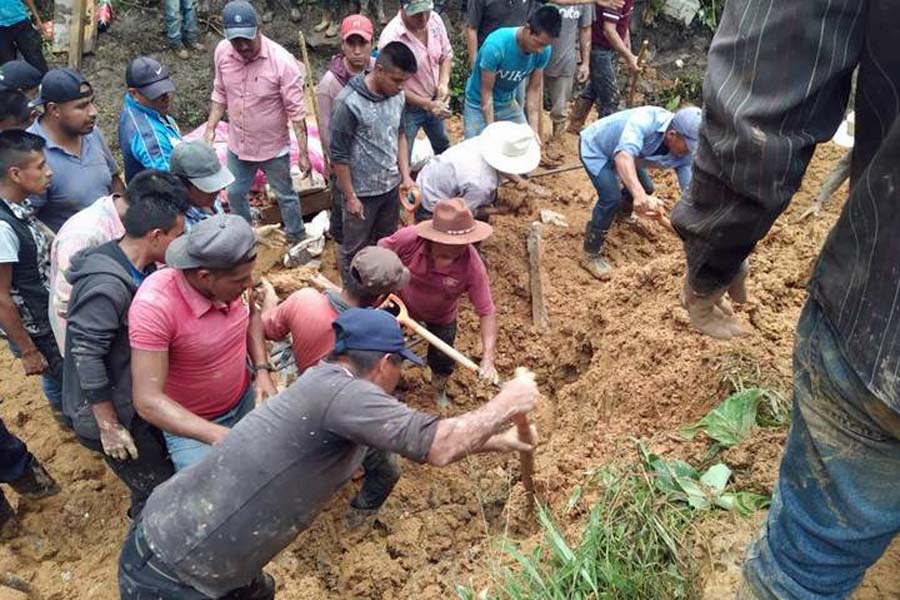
top-left (378, 12), bottom-right (453, 101)
top-left (49, 195), bottom-right (126, 353)
top-left (379, 226), bottom-right (494, 325)
top-left (263, 288), bottom-right (338, 373)
top-left (212, 36), bottom-right (307, 162)
top-left (129, 268), bottom-right (250, 419)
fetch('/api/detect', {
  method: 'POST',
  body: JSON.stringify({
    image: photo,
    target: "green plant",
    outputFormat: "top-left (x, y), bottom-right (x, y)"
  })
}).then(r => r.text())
top-left (449, 51), bottom-right (471, 113)
top-left (679, 388), bottom-right (765, 449)
top-left (697, 0), bottom-right (722, 32)
top-left (656, 74), bottom-right (704, 112)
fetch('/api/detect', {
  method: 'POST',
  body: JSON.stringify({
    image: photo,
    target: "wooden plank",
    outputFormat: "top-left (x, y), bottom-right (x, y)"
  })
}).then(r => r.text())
top-left (55, 0), bottom-right (97, 62)
top-left (527, 222), bottom-right (551, 330)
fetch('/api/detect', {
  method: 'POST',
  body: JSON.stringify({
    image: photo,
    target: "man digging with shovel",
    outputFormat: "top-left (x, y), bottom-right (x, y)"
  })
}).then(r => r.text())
top-left (118, 308), bottom-right (538, 600)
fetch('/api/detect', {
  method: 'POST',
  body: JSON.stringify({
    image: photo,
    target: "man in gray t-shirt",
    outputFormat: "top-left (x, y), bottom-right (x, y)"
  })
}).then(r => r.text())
top-left (545, 4), bottom-right (593, 138)
top-left (118, 308), bottom-right (539, 600)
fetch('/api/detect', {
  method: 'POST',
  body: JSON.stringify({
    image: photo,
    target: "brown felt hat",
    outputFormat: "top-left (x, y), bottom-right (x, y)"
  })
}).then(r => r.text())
top-left (415, 198), bottom-right (492, 245)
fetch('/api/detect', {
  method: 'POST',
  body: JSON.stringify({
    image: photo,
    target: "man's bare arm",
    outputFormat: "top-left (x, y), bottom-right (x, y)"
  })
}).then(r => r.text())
top-left (479, 70), bottom-right (497, 126)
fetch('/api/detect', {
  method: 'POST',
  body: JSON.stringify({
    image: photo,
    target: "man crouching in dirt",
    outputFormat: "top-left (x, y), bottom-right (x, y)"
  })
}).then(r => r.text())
top-left (672, 0), bottom-right (900, 597)
top-left (118, 308), bottom-right (537, 600)
top-left (578, 105), bottom-right (700, 280)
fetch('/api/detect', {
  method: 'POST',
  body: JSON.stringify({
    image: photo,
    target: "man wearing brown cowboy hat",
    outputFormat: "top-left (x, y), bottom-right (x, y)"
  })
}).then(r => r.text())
top-left (379, 198), bottom-right (497, 406)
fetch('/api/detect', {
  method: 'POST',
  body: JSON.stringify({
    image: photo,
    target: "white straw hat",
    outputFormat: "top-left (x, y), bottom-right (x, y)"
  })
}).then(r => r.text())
top-left (832, 111), bottom-right (854, 148)
top-left (479, 121), bottom-right (541, 175)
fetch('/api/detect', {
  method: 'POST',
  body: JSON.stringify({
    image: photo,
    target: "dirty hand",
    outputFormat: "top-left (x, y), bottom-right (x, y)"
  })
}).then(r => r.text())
top-left (399, 179), bottom-right (417, 203)
top-left (627, 53), bottom-right (641, 74)
top-left (38, 21), bottom-right (54, 41)
top-left (576, 62), bottom-right (589, 84)
top-left (99, 421), bottom-right (139, 461)
top-left (345, 194), bottom-right (365, 219)
top-left (203, 125), bottom-right (216, 146)
top-left (429, 100), bottom-right (452, 119)
top-left (491, 424), bottom-right (540, 453)
top-left (20, 348), bottom-right (47, 376)
top-left (254, 371), bottom-right (278, 405)
top-left (496, 368), bottom-right (539, 416)
top-left (296, 152), bottom-right (311, 179)
top-left (436, 83), bottom-right (450, 104)
top-left (478, 360), bottom-right (499, 385)
top-left (254, 224), bottom-right (287, 249)
top-left (253, 277), bottom-right (279, 311)
top-left (634, 194), bottom-right (663, 218)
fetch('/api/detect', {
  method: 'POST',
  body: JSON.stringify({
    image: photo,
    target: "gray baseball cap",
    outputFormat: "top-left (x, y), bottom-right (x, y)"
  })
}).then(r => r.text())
top-left (126, 56), bottom-right (176, 100)
top-left (349, 247), bottom-right (410, 296)
top-left (670, 106), bottom-right (702, 154)
top-left (165, 213), bottom-right (257, 270)
top-left (170, 141), bottom-right (235, 193)
top-left (223, 0), bottom-right (259, 40)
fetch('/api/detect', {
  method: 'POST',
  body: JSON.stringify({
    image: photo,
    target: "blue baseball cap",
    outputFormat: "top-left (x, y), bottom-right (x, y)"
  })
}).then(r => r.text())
top-left (0, 60), bottom-right (42, 92)
top-left (332, 308), bottom-right (424, 366)
top-left (32, 68), bottom-right (92, 106)
top-left (223, 0), bottom-right (259, 40)
top-left (670, 106), bottom-right (702, 154)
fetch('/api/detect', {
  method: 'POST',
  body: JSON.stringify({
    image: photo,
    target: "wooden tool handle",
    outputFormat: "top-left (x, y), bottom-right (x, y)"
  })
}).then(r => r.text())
top-left (627, 39), bottom-right (650, 107)
top-left (397, 315), bottom-right (482, 373)
top-left (298, 32), bottom-right (329, 174)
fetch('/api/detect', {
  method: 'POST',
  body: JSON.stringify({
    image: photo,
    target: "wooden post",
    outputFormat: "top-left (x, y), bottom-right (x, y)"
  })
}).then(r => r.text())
top-left (298, 31), bottom-right (329, 176)
top-left (527, 222), bottom-right (550, 331)
top-left (67, 0), bottom-right (87, 70)
top-left (626, 39), bottom-right (650, 107)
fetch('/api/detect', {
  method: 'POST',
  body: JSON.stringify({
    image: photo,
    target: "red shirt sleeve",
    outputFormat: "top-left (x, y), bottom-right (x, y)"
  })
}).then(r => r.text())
top-left (128, 285), bottom-right (176, 351)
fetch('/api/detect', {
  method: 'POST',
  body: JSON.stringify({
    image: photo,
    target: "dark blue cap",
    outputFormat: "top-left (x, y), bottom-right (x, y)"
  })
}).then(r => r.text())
top-left (332, 308), bottom-right (424, 366)
top-left (223, 0), bottom-right (259, 40)
top-left (0, 60), bottom-right (42, 92)
top-left (33, 68), bottom-right (92, 106)
top-left (126, 56), bottom-right (176, 100)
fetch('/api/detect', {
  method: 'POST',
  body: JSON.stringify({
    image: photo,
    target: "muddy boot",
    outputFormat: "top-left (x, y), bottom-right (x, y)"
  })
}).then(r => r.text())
top-left (0, 493), bottom-right (17, 540)
top-left (10, 457), bottom-right (60, 500)
top-left (726, 259), bottom-right (750, 304)
top-left (679, 279), bottom-right (744, 339)
top-left (346, 505), bottom-right (380, 530)
top-left (433, 374), bottom-right (451, 408)
top-left (567, 97), bottom-right (593, 134)
top-left (580, 225), bottom-right (612, 280)
top-left (551, 120), bottom-right (566, 142)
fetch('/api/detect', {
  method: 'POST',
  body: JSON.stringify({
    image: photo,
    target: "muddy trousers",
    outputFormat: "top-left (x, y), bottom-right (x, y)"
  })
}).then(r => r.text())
top-left (544, 74), bottom-right (575, 128)
top-left (743, 300), bottom-right (900, 599)
top-left (579, 48), bottom-right (618, 118)
top-left (119, 520), bottom-right (275, 600)
top-left (580, 157), bottom-right (653, 254)
top-left (80, 417), bottom-right (175, 519)
top-left (425, 320), bottom-right (457, 377)
top-left (350, 449), bottom-right (402, 511)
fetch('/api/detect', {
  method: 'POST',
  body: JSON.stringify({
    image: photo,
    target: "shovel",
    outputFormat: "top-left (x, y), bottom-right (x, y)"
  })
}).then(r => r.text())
top-left (380, 294), bottom-right (537, 500)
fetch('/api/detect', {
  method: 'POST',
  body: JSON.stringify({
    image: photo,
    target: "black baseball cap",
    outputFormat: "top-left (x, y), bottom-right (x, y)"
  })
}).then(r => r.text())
top-left (332, 308), bottom-right (424, 365)
top-left (126, 56), bottom-right (176, 100)
top-left (0, 60), bottom-right (42, 92)
top-left (33, 68), bottom-right (93, 106)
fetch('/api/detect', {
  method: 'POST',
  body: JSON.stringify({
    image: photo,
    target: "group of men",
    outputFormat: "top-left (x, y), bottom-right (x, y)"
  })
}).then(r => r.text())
top-left (1, 0), bottom-right (892, 598)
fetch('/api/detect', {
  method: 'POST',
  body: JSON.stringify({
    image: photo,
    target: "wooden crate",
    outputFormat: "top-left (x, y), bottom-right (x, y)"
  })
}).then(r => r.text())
top-left (259, 187), bottom-right (332, 225)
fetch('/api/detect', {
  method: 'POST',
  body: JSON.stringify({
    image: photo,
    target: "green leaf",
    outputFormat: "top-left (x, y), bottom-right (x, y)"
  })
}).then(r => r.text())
top-left (565, 485), bottom-right (583, 514)
top-left (716, 492), bottom-right (771, 517)
top-left (679, 389), bottom-right (765, 447)
top-left (699, 463), bottom-right (732, 492)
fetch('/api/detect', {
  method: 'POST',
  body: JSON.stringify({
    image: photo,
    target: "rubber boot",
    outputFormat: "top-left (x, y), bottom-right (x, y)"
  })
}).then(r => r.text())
top-left (10, 457), bottom-right (60, 500)
top-left (566, 97), bottom-right (593, 134)
top-left (551, 120), bottom-right (566, 142)
top-left (433, 374), bottom-right (451, 408)
top-left (0, 492), bottom-right (17, 540)
top-left (679, 279), bottom-right (744, 339)
top-left (580, 225), bottom-right (612, 280)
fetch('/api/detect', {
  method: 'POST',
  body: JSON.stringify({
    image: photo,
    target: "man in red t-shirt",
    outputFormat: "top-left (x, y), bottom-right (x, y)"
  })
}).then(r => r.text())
top-left (129, 214), bottom-right (276, 471)
top-left (567, 0), bottom-right (640, 132)
top-left (379, 198), bottom-right (497, 406)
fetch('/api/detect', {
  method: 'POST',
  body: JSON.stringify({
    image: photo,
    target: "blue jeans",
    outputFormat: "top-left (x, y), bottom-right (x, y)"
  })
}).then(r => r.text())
top-left (743, 300), bottom-right (900, 599)
top-left (463, 100), bottom-right (526, 139)
top-left (119, 519), bottom-right (275, 600)
top-left (0, 418), bottom-right (31, 483)
top-left (580, 48), bottom-right (619, 118)
top-left (402, 106), bottom-right (451, 161)
top-left (164, 0), bottom-right (198, 48)
top-left (226, 151), bottom-right (306, 241)
top-left (163, 384), bottom-right (255, 471)
top-left (8, 333), bottom-right (64, 420)
top-left (580, 154), bottom-right (653, 253)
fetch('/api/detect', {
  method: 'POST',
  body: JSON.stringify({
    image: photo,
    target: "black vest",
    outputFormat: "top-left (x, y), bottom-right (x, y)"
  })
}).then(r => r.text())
top-left (0, 200), bottom-right (50, 336)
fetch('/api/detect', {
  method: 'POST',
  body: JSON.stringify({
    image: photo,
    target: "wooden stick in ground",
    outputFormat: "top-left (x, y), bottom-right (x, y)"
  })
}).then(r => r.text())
top-left (527, 222), bottom-right (550, 331)
top-left (68, 0), bottom-right (87, 70)
top-left (626, 39), bottom-right (650, 108)
top-left (298, 31), bottom-right (330, 175)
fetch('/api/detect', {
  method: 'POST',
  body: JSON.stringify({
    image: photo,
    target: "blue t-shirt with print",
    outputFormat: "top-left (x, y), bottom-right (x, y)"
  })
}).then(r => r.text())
top-left (464, 27), bottom-right (551, 108)
top-left (0, 0), bottom-right (29, 27)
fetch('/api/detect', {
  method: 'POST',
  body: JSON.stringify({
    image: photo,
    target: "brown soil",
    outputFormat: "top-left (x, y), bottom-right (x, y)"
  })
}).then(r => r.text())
top-left (2, 3), bottom-right (899, 598)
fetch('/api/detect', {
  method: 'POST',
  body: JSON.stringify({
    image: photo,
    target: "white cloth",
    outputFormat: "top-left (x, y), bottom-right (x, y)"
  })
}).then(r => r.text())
top-left (0, 221), bottom-right (19, 263)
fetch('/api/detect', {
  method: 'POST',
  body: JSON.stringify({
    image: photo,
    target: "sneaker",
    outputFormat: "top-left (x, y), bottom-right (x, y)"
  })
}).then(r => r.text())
top-left (580, 253), bottom-right (613, 280)
top-left (176, 47), bottom-right (189, 60)
top-left (313, 18), bottom-right (331, 32)
top-left (324, 23), bottom-right (339, 37)
top-left (188, 41), bottom-right (205, 52)
top-left (9, 457), bottom-right (60, 500)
